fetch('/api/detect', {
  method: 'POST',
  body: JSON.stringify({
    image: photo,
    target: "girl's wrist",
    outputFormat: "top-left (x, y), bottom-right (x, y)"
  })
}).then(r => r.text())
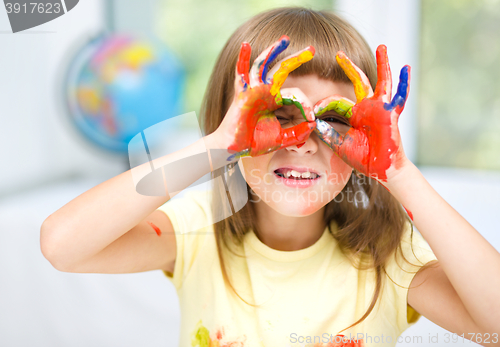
top-left (383, 158), bottom-right (418, 192)
top-left (203, 131), bottom-right (238, 168)
top-left (204, 130), bottom-right (227, 151)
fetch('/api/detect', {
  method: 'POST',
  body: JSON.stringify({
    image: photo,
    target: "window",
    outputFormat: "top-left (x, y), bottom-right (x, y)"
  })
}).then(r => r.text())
top-left (419, 0), bottom-right (500, 170)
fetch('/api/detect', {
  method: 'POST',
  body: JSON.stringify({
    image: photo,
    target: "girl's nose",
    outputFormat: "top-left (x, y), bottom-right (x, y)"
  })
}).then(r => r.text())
top-left (285, 129), bottom-right (318, 155)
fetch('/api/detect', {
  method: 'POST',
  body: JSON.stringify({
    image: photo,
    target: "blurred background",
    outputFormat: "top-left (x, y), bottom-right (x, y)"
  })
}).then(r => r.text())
top-left (1, 0), bottom-right (499, 346)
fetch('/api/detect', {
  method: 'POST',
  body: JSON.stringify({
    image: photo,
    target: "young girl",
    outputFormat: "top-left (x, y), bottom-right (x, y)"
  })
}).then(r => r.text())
top-left (41, 7), bottom-right (500, 347)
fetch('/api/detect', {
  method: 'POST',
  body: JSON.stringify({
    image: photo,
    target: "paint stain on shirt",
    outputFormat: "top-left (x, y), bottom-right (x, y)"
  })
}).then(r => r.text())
top-left (191, 320), bottom-right (246, 347)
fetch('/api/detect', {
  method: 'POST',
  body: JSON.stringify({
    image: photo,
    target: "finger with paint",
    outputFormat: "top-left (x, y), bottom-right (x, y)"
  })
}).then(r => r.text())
top-left (385, 65), bottom-right (411, 116)
top-left (275, 87), bottom-right (316, 148)
top-left (312, 95), bottom-right (355, 150)
top-left (335, 51), bottom-right (373, 102)
top-left (316, 45), bottom-right (412, 183)
top-left (222, 36), bottom-right (316, 161)
top-left (267, 46), bottom-right (316, 118)
top-left (315, 45), bottom-right (413, 219)
top-left (249, 35), bottom-right (290, 87)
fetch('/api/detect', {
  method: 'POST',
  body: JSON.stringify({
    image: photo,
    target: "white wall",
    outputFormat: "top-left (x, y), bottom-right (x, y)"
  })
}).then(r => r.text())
top-left (0, 0), bottom-right (125, 197)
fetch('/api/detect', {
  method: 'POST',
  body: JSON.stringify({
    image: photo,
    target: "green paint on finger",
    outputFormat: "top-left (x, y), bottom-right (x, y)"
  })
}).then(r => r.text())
top-left (282, 96), bottom-right (307, 121)
top-left (316, 99), bottom-right (354, 118)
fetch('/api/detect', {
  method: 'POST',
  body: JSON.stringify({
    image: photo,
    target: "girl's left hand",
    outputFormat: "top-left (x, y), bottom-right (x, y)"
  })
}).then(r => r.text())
top-left (314, 45), bottom-right (411, 182)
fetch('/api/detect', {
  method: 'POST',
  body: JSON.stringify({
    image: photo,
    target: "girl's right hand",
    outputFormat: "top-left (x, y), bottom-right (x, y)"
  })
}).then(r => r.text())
top-left (214, 35), bottom-right (316, 161)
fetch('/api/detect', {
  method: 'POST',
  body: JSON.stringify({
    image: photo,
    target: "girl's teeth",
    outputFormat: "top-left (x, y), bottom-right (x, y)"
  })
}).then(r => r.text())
top-left (280, 170), bottom-right (318, 179)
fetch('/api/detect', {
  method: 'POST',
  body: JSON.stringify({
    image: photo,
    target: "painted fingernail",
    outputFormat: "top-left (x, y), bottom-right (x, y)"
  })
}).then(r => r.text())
top-left (296, 142), bottom-right (305, 148)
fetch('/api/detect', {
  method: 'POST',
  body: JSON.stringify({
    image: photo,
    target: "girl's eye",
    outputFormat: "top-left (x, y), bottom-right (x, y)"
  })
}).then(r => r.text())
top-left (275, 115), bottom-right (291, 125)
top-left (321, 116), bottom-right (350, 126)
top-left (319, 115), bottom-right (351, 135)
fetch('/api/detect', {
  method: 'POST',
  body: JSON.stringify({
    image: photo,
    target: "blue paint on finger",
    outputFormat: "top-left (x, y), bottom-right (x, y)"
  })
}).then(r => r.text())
top-left (384, 66), bottom-right (410, 111)
top-left (262, 37), bottom-right (290, 84)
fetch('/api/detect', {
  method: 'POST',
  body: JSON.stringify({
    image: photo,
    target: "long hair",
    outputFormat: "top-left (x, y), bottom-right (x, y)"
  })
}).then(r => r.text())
top-left (201, 7), bottom-right (415, 333)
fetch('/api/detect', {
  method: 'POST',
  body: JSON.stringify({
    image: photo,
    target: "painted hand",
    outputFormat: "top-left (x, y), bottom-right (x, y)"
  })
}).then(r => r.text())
top-left (314, 45), bottom-right (411, 182)
top-left (218, 35), bottom-right (316, 161)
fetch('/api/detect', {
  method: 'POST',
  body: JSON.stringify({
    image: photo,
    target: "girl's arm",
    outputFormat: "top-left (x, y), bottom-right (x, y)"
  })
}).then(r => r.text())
top-left (389, 161), bottom-right (500, 341)
top-left (40, 133), bottom-right (224, 273)
top-left (41, 36), bottom-right (316, 274)
top-left (315, 45), bottom-right (500, 343)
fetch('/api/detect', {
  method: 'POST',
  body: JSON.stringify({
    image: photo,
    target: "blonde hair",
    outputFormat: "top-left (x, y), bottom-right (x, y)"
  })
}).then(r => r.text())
top-left (201, 7), bottom-right (415, 333)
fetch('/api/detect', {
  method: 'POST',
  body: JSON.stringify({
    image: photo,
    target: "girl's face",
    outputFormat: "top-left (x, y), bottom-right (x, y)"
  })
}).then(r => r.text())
top-left (238, 74), bottom-right (356, 216)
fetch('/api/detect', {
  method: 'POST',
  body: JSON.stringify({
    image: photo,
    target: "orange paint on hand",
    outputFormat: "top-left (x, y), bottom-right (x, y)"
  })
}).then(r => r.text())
top-left (147, 221), bottom-right (161, 236)
top-left (404, 206), bottom-right (414, 221)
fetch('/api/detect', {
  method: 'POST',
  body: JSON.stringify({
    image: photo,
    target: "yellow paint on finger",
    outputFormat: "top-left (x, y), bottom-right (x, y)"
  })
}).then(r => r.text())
top-left (336, 54), bottom-right (370, 102)
top-left (270, 50), bottom-right (314, 96)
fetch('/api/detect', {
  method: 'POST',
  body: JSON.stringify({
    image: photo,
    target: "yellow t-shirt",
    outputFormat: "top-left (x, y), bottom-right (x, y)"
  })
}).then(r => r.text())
top-left (158, 190), bottom-right (437, 347)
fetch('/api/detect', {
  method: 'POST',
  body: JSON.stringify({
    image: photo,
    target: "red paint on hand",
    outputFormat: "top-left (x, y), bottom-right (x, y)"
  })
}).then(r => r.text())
top-left (403, 206), bottom-right (414, 221)
top-left (338, 101), bottom-right (399, 180)
top-left (330, 45), bottom-right (410, 182)
top-left (226, 39), bottom-right (316, 158)
top-left (147, 221), bottom-right (161, 237)
top-left (237, 42), bottom-right (251, 86)
top-left (227, 83), bottom-right (315, 157)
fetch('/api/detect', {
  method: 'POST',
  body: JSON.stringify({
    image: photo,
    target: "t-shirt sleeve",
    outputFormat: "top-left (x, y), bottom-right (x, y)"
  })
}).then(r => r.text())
top-left (156, 190), bottom-right (214, 291)
top-left (384, 222), bottom-right (438, 331)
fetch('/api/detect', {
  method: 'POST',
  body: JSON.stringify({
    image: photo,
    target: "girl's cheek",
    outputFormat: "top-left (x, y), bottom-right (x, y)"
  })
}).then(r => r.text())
top-left (328, 152), bottom-right (352, 185)
top-left (240, 154), bottom-right (273, 186)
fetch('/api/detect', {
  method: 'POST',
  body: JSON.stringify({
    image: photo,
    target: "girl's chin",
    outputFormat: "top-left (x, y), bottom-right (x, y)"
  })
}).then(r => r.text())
top-left (259, 199), bottom-right (326, 217)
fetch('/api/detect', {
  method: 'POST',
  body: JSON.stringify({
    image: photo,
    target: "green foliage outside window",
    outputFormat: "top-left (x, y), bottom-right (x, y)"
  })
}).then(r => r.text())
top-left (155, 0), bottom-right (334, 129)
top-left (419, 0), bottom-right (500, 170)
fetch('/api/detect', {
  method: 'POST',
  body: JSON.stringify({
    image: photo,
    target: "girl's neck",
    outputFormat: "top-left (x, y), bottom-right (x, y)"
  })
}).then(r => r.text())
top-left (252, 200), bottom-right (326, 251)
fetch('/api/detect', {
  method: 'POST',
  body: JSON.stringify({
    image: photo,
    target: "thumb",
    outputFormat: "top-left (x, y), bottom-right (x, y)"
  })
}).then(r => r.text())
top-left (279, 121), bottom-right (315, 148)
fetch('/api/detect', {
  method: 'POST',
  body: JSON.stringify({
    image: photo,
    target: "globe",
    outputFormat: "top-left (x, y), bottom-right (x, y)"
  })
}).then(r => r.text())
top-left (65, 34), bottom-right (185, 153)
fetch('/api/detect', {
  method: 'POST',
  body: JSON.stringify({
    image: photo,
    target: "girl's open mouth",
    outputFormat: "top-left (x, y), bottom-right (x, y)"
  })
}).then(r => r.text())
top-left (273, 168), bottom-right (321, 188)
